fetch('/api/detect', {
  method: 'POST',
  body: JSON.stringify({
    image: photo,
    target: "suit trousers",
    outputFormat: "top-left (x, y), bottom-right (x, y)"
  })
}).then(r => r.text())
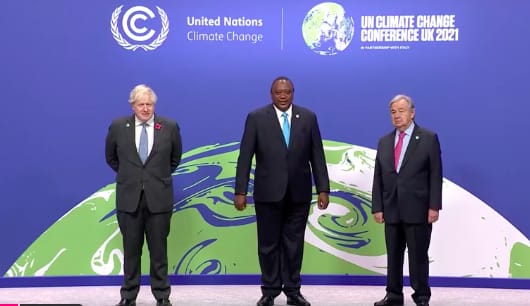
top-left (254, 193), bottom-right (310, 297)
top-left (384, 222), bottom-right (432, 302)
top-left (117, 191), bottom-right (172, 300)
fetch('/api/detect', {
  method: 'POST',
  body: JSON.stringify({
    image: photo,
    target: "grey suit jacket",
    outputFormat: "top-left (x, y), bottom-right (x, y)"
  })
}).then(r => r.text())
top-left (105, 115), bottom-right (182, 213)
top-left (371, 124), bottom-right (442, 224)
top-left (235, 104), bottom-right (329, 203)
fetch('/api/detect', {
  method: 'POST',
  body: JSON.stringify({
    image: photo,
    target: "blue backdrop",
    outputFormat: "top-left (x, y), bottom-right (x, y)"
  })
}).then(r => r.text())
top-left (1, 0), bottom-right (530, 285)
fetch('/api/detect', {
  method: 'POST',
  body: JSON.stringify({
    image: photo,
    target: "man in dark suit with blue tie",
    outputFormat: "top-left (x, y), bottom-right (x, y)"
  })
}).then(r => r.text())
top-left (372, 94), bottom-right (442, 306)
top-left (234, 76), bottom-right (330, 306)
top-left (105, 84), bottom-right (182, 306)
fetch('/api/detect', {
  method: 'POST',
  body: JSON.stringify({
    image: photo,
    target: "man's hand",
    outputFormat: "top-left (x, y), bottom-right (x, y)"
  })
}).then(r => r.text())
top-left (428, 209), bottom-right (439, 224)
top-left (373, 212), bottom-right (384, 224)
top-left (234, 194), bottom-right (247, 211)
top-left (317, 192), bottom-right (329, 209)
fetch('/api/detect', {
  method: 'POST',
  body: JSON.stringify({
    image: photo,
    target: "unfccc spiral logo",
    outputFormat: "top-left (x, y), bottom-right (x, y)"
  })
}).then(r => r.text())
top-left (110, 5), bottom-right (169, 51)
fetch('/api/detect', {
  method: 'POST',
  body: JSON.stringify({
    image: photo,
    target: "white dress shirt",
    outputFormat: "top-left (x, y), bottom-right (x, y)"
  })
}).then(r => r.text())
top-left (273, 105), bottom-right (292, 127)
top-left (135, 116), bottom-right (155, 157)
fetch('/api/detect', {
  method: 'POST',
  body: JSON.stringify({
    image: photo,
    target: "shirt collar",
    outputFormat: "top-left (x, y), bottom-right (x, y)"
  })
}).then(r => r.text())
top-left (397, 121), bottom-right (415, 137)
top-left (135, 116), bottom-right (155, 127)
top-left (273, 105), bottom-right (292, 118)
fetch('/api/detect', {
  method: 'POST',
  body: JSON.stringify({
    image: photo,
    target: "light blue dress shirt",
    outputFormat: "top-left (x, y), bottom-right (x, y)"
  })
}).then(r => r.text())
top-left (395, 122), bottom-right (415, 172)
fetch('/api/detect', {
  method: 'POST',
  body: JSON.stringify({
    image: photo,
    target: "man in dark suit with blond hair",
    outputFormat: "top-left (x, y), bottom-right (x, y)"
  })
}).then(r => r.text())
top-left (105, 84), bottom-right (182, 306)
top-left (372, 94), bottom-right (442, 306)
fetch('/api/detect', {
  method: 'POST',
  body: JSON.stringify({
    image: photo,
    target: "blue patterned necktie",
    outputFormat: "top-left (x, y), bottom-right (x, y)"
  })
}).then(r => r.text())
top-left (281, 112), bottom-right (290, 147)
top-left (139, 122), bottom-right (148, 164)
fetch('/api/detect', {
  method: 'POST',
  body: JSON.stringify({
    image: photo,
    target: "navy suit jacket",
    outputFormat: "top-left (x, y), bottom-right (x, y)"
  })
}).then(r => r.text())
top-left (371, 124), bottom-right (442, 224)
top-left (105, 115), bottom-right (182, 213)
top-left (235, 104), bottom-right (329, 203)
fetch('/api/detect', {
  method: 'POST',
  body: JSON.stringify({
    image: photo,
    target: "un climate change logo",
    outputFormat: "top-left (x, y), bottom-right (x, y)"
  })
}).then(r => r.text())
top-left (111, 5), bottom-right (169, 51)
top-left (302, 2), bottom-right (354, 56)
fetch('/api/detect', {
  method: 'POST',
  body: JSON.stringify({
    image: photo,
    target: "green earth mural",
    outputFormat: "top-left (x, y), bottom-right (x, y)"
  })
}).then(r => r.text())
top-left (5, 141), bottom-right (530, 278)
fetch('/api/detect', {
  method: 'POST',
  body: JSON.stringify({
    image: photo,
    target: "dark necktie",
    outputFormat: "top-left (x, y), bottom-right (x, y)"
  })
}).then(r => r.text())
top-left (394, 131), bottom-right (405, 171)
top-left (139, 123), bottom-right (148, 164)
top-left (281, 112), bottom-right (290, 147)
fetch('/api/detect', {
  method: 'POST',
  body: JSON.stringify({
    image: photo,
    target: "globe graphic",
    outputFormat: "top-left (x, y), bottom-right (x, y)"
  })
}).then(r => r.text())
top-left (5, 141), bottom-right (384, 277)
top-left (5, 141), bottom-right (530, 278)
top-left (302, 2), bottom-right (355, 55)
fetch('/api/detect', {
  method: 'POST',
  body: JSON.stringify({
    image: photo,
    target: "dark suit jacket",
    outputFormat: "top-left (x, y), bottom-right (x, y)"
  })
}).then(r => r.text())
top-left (372, 124), bottom-right (442, 224)
top-left (105, 115), bottom-right (182, 213)
top-left (235, 104), bottom-right (329, 203)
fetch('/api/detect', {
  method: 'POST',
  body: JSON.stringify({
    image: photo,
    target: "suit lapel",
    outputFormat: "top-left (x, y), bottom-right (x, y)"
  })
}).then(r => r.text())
top-left (383, 133), bottom-right (396, 171)
top-left (125, 116), bottom-right (142, 164)
top-left (267, 105), bottom-right (288, 148)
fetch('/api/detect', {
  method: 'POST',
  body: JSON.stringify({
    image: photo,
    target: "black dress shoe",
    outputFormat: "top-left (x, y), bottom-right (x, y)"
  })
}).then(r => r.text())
top-left (374, 295), bottom-right (404, 306)
top-left (286, 293), bottom-right (311, 306)
top-left (156, 298), bottom-right (172, 306)
top-left (414, 296), bottom-right (430, 306)
top-left (256, 295), bottom-right (274, 306)
top-left (116, 298), bottom-right (136, 306)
